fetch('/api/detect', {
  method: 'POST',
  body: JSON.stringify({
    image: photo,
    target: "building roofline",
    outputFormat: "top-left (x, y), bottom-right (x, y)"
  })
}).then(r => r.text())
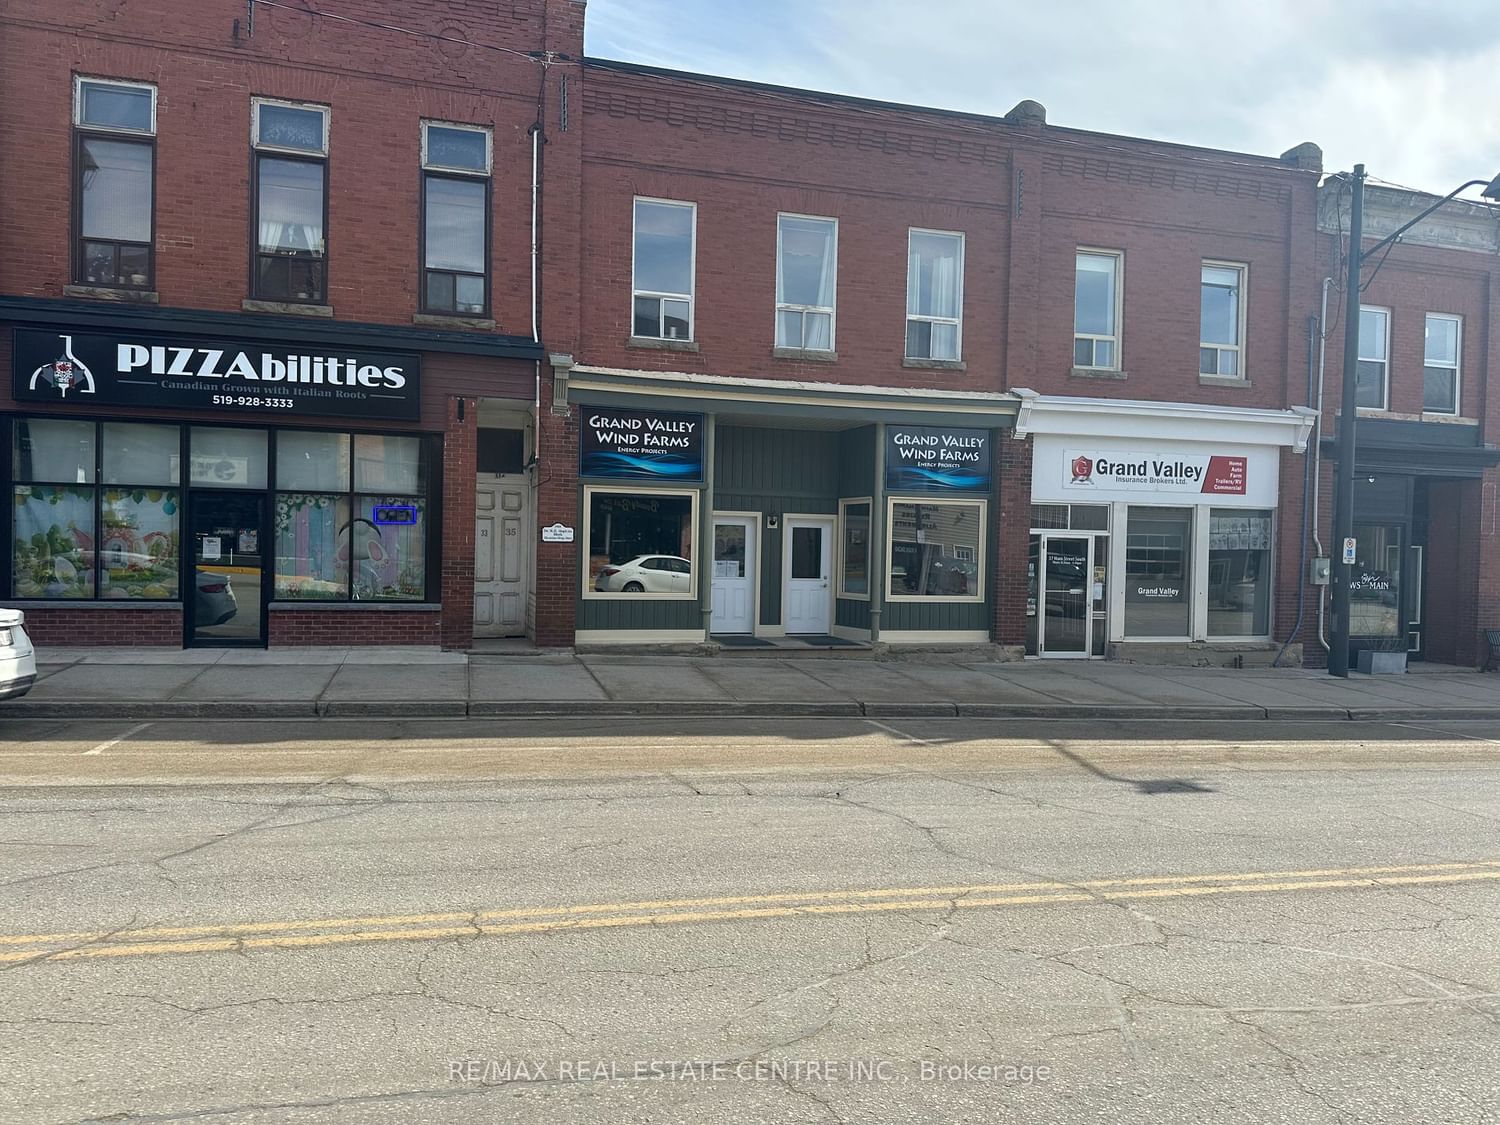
top-left (583, 56), bottom-right (1316, 177)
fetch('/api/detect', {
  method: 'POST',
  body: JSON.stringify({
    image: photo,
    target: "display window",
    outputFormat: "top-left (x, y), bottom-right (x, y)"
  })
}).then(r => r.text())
top-left (886, 498), bottom-right (984, 601)
top-left (584, 487), bottom-right (697, 598)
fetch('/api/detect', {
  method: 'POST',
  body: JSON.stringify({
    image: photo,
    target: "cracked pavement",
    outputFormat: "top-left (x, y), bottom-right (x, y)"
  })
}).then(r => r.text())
top-left (1, 715), bottom-right (1499, 1123)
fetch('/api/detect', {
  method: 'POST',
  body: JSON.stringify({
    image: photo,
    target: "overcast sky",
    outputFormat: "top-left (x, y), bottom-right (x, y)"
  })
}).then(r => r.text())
top-left (585, 0), bottom-right (1499, 196)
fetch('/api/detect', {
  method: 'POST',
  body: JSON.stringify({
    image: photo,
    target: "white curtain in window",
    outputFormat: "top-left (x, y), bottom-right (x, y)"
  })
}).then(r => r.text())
top-left (909, 233), bottom-right (958, 319)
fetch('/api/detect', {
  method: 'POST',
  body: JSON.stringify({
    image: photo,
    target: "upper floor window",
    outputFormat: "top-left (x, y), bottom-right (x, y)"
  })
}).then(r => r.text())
top-left (776, 214), bottom-right (837, 351)
top-left (73, 77), bottom-right (156, 291)
top-left (906, 229), bottom-right (964, 361)
top-left (632, 199), bottom-right (695, 340)
top-left (1356, 306), bottom-right (1389, 410)
top-left (1200, 262), bottom-right (1246, 378)
top-left (421, 122), bottom-right (491, 317)
top-left (1074, 250), bottom-right (1121, 369)
top-left (251, 98), bottom-right (329, 304)
top-left (1423, 313), bottom-right (1461, 415)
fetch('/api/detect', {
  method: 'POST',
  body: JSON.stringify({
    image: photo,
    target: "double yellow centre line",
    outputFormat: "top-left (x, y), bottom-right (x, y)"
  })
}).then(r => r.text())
top-left (5, 860), bottom-right (1498, 966)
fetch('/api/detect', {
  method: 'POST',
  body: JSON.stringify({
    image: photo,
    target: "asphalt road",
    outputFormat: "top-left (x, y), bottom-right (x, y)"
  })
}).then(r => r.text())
top-left (3, 716), bottom-right (1499, 1124)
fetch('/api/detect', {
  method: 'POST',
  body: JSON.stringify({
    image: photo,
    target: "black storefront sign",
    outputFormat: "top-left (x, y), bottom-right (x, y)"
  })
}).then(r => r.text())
top-left (12, 328), bottom-right (421, 421)
top-left (580, 407), bottom-right (704, 482)
top-left (885, 425), bottom-right (991, 492)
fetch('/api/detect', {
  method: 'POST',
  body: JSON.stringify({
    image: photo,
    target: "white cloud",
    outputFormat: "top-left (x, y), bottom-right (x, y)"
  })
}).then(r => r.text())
top-left (585, 0), bottom-right (1500, 193)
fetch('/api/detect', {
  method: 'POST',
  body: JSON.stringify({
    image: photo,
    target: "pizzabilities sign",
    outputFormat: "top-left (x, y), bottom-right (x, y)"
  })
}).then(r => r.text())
top-left (12, 328), bottom-right (421, 421)
top-left (885, 425), bottom-right (991, 492)
top-left (580, 407), bottom-right (704, 482)
top-left (1064, 451), bottom-right (1247, 495)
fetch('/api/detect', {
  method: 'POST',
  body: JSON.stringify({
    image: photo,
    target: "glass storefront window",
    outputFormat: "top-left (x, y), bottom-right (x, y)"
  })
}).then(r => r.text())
top-left (274, 493), bottom-right (350, 599)
top-left (103, 423), bottom-right (180, 485)
top-left (351, 496), bottom-right (426, 601)
top-left (1208, 509), bottom-right (1272, 636)
top-left (277, 431), bottom-right (350, 491)
top-left (585, 489), bottom-right (696, 596)
top-left (14, 419), bottom-right (95, 484)
top-left (839, 500), bottom-right (870, 596)
top-left (99, 488), bottom-right (179, 599)
top-left (190, 427), bottom-right (267, 489)
top-left (1350, 523), bottom-right (1402, 637)
top-left (1124, 506), bottom-right (1192, 637)
top-left (354, 434), bottom-right (422, 494)
top-left (13, 485), bottom-right (95, 598)
top-left (887, 500), bottom-right (983, 599)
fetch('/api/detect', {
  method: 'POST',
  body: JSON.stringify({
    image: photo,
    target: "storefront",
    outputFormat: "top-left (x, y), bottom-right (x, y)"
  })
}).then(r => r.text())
top-left (1013, 392), bottom-right (1315, 660)
top-left (565, 367), bottom-right (1016, 647)
top-left (2, 301), bottom-right (543, 648)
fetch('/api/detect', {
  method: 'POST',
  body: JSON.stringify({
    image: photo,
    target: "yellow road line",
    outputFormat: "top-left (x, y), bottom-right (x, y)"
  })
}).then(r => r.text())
top-left (3, 859), bottom-right (1495, 948)
top-left (3, 864), bottom-right (1499, 965)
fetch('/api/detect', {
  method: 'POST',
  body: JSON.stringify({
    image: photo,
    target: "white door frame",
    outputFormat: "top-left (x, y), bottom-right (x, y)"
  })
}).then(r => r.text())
top-left (782, 514), bottom-right (834, 635)
top-left (1038, 532), bottom-right (1094, 660)
top-left (710, 511), bottom-right (759, 635)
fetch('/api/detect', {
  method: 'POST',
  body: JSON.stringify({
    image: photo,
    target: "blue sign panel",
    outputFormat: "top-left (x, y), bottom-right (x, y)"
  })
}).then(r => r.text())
top-left (885, 425), bottom-right (992, 492)
top-left (580, 408), bottom-right (704, 482)
top-left (372, 504), bottom-right (419, 526)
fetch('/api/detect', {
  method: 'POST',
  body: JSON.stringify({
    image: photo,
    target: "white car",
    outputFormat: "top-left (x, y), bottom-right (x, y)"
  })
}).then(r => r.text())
top-left (0, 609), bottom-right (37, 700)
top-left (595, 555), bottom-right (692, 594)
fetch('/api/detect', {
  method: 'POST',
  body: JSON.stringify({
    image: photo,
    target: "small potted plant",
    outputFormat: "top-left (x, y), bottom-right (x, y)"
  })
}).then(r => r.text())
top-left (1356, 633), bottom-right (1408, 675)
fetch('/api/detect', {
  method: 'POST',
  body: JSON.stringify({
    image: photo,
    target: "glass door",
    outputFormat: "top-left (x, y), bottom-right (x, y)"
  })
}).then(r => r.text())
top-left (188, 491), bottom-right (267, 646)
top-left (1040, 535), bottom-right (1090, 657)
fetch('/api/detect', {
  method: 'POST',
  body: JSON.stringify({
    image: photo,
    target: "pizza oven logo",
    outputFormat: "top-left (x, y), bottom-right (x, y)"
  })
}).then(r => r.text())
top-left (29, 335), bottom-right (96, 398)
top-left (1070, 455), bottom-right (1095, 484)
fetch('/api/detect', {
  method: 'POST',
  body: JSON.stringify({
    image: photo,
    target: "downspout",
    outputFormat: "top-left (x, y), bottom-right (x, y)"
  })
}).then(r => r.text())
top-left (1274, 316), bottom-right (1319, 667)
top-left (1313, 276), bottom-right (1333, 652)
top-left (529, 119), bottom-right (542, 415)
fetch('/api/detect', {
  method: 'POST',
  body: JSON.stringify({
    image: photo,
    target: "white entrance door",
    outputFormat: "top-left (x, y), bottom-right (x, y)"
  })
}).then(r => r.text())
top-left (710, 515), bottom-right (756, 634)
top-left (474, 474), bottom-right (529, 638)
top-left (784, 517), bottom-right (833, 634)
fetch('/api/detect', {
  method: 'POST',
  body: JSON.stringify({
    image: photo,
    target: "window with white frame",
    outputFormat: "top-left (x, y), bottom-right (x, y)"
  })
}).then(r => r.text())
top-left (887, 498), bottom-right (984, 601)
top-left (1074, 251), bottom-right (1121, 369)
top-left (906, 230), bottom-right (964, 361)
top-left (1423, 313), bottom-right (1461, 415)
top-left (1200, 262), bottom-right (1245, 377)
top-left (838, 498), bottom-right (871, 597)
top-left (74, 77), bottom-right (157, 291)
top-left (632, 199), bottom-right (695, 340)
top-left (584, 487), bottom-right (698, 598)
top-left (776, 214), bottom-right (837, 351)
top-left (421, 122), bottom-right (491, 316)
top-left (1356, 306), bottom-right (1389, 410)
top-left (251, 98), bottom-right (330, 303)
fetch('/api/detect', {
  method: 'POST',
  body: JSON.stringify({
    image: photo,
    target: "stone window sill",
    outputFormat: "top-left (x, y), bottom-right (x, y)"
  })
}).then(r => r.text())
top-left (627, 336), bottom-right (699, 352)
top-left (269, 601), bottom-right (441, 612)
top-left (1199, 374), bottom-right (1251, 388)
top-left (1070, 366), bottom-right (1127, 380)
top-left (242, 298), bottom-right (334, 318)
top-left (63, 284), bottom-right (158, 305)
top-left (3, 600), bottom-right (182, 611)
top-left (773, 347), bottom-right (838, 363)
top-left (903, 357), bottom-right (967, 372)
top-left (413, 313), bottom-right (496, 331)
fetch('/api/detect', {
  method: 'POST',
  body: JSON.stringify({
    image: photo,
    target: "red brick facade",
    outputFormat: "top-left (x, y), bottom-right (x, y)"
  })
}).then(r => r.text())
top-left (1, 1), bottom-right (1494, 661)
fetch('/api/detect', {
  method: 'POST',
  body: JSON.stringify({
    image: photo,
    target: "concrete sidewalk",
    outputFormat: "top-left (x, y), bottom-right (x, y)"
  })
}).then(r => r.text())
top-left (4, 646), bottom-right (1498, 721)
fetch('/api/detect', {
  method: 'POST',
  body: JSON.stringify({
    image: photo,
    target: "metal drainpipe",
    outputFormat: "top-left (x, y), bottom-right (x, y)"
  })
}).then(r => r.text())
top-left (869, 423), bottom-right (886, 644)
top-left (1274, 316), bottom-right (1319, 667)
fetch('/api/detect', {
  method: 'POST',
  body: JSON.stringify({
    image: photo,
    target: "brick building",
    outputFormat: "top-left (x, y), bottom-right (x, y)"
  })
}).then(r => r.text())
top-left (1311, 179), bottom-right (1500, 669)
top-left (3, 1), bottom-right (1494, 667)
top-left (0, 0), bottom-right (582, 648)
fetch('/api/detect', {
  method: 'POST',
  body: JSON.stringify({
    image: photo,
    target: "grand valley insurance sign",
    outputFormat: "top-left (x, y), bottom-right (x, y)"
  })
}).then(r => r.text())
top-left (1063, 450), bottom-right (1247, 495)
top-left (12, 328), bottom-right (421, 421)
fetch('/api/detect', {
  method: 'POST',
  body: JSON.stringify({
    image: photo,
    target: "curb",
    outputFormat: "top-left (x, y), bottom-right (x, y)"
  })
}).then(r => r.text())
top-left (5, 700), bottom-right (1500, 722)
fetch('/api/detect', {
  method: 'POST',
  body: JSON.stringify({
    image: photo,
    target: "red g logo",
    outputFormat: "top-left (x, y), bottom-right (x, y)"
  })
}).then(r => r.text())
top-left (1070, 455), bottom-right (1094, 483)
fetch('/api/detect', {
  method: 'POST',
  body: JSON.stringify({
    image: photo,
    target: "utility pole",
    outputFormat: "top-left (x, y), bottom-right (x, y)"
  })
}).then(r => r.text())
top-left (1329, 164), bottom-right (1364, 677)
